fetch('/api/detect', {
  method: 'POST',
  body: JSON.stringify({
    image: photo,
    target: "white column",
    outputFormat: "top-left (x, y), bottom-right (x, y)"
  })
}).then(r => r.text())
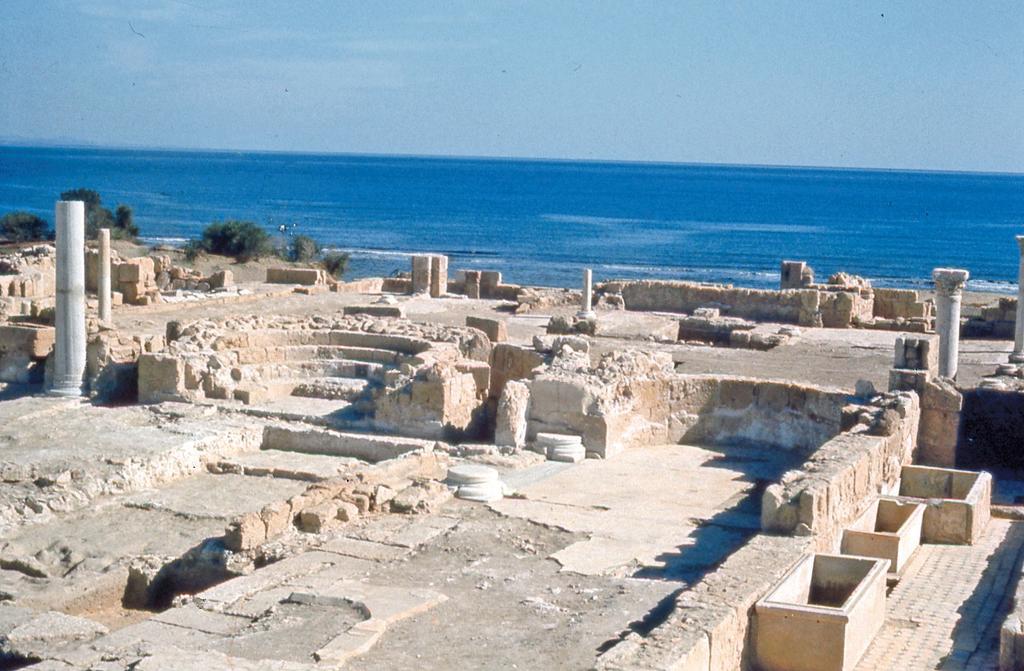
top-left (933, 268), bottom-right (969, 380)
top-left (1011, 236), bottom-right (1024, 363)
top-left (578, 268), bottom-right (595, 318)
top-left (98, 228), bottom-right (112, 323)
top-left (50, 201), bottom-right (87, 396)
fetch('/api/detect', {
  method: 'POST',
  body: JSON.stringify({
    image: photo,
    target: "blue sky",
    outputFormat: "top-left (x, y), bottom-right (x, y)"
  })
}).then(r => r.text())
top-left (1, 1), bottom-right (1021, 172)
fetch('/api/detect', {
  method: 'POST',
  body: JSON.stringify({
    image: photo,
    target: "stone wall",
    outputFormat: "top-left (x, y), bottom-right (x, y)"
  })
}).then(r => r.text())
top-left (0, 323), bottom-right (54, 383)
top-left (761, 391), bottom-right (920, 552)
top-left (964, 296), bottom-right (1016, 339)
top-left (524, 350), bottom-right (848, 458)
top-left (608, 280), bottom-right (818, 326)
top-left (137, 314), bottom-right (492, 440)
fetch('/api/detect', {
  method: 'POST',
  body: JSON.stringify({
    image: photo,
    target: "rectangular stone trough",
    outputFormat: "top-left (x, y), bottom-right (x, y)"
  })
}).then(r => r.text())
top-left (896, 465), bottom-right (991, 545)
top-left (841, 497), bottom-right (924, 577)
top-left (755, 553), bottom-right (889, 671)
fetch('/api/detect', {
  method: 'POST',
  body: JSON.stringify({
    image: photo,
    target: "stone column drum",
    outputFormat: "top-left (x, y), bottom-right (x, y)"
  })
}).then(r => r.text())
top-left (50, 200), bottom-right (87, 396)
top-left (1011, 236), bottom-right (1024, 363)
top-left (932, 268), bottom-right (969, 379)
top-left (98, 228), bottom-right (112, 323)
top-left (578, 268), bottom-right (595, 318)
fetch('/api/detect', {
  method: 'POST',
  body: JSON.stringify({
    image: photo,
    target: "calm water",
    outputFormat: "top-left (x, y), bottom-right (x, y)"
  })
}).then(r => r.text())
top-left (2, 145), bottom-right (1023, 292)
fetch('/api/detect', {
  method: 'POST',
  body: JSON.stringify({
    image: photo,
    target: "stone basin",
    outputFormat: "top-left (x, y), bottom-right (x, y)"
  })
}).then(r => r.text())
top-left (841, 497), bottom-right (924, 577)
top-left (896, 465), bottom-right (991, 545)
top-left (754, 553), bottom-right (889, 671)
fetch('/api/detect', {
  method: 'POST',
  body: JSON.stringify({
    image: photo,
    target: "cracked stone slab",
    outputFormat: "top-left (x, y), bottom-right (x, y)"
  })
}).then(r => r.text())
top-left (123, 473), bottom-right (307, 520)
top-left (209, 449), bottom-right (362, 482)
top-left (348, 515), bottom-right (460, 549)
top-left (319, 536), bottom-right (413, 562)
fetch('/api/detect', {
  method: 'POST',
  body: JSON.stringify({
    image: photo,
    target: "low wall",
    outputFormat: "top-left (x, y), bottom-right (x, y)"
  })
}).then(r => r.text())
top-left (762, 392), bottom-right (920, 552)
top-left (525, 364), bottom-right (847, 459)
top-left (610, 280), bottom-right (818, 326)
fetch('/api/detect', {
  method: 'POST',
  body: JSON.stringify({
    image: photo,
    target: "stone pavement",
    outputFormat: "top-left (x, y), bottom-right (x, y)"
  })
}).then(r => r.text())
top-left (857, 519), bottom-right (1024, 670)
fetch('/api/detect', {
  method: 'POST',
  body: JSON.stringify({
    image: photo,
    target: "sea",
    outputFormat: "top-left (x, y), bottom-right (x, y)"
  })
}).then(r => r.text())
top-left (2, 145), bottom-right (1023, 293)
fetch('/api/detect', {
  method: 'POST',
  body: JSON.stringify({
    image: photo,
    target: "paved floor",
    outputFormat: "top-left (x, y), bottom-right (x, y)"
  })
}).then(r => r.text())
top-left (857, 519), bottom-right (1024, 670)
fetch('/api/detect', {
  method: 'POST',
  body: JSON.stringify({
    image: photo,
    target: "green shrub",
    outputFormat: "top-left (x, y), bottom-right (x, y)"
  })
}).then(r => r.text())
top-left (196, 220), bottom-right (273, 262)
top-left (0, 211), bottom-right (50, 242)
top-left (114, 204), bottom-right (139, 239)
top-left (287, 235), bottom-right (320, 263)
top-left (182, 239), bottom-right (204, 263)
top-left (321, 251), bottom-right (350, 279)
top-left (60, 187), bottom-right (114, 239)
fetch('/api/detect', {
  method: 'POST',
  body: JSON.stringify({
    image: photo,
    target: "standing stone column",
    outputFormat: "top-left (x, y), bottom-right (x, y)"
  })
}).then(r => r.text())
top-left (98, 228), bottom-right (112, 323)
top-left (578, 268), bottom-right (595, 318)
top-left (932, 268), bottom-right (969, 379)
top-left (50, 201), bottom-right (87, 396)
top-left (1011, 236), bottom-right (1024, 363)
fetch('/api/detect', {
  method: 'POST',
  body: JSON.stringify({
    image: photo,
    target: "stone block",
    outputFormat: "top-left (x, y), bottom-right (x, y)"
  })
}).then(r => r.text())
top-left (266, 267), bottom-right (326, 285)
top-left (208, 269), bottom-right (233, 289)
top-left (430, 254), bottom-right (448, 297)
top-left (464, 270), bottom-right (481, 299)
top-left (117, 257), bottom-right (155, 283)
top-left (480, 270), bottom-right (502, 297)
top-left (137, 353), bottom-right (186, 403)
top-left (343, 305), bottom-right (406, 318)
top-left (224, 511), bottom-right (266, 551)
top-left (411, 255), bottom-right (432, 294)
top-left (495, 380), bottom-right (530, 448)
top-left (466, 315), bottom-right (508, 343)
top-left (298, 501), bottom-right (339, 533)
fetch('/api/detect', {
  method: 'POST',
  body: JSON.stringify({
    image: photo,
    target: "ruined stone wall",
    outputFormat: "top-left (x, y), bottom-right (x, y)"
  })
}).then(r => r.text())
top-left (524, 351), bottom-right (848, 458)
top-left (964, 296), bottom-right (1016, 339)
top-left (137, 314), bottom-right (492, 440)
top-left (873, 287), bottom-right (933, 321)
top-left (761, 391), bottom-right (920, 552)
top-left (609, 280), bottom-right (818, 325)
top-left (0, 245), bottom-right (56, 318)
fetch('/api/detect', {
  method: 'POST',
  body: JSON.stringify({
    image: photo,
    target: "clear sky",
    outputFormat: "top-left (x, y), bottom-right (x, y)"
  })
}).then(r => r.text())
top-left (1, 1), bottom-right (1021, 172)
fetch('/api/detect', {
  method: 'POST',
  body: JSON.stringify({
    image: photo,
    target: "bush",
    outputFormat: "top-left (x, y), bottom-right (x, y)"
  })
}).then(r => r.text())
top-left (114, 204), bottom-right (139, 239)
top-left (195, 220), bottom-right (273, 262)
top-left (60, 187), bottom-right (114, 239)
top-left (287, 235), bottom-right (320, 263)
top-left (321, 251), bottom-right (350, 279)
top-left (0, 211), bottom-right (50, 242)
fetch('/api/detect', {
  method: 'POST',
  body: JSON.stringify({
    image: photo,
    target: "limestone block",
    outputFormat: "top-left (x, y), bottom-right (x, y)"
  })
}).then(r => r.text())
top-left (411, 255), bottom-right (432, 294)
top-left (464, 270), bottom-right (482, 299)
top-left (266, 267), bottom-right (326, 285)
top-left (429, 254), bottom-right (448, 297)
top-left (224, 511), bottom-right (266, 551)
top-left (495, 380), bottom-right (530, 448)
top-left (120, 281), bottom-right (151, 304)
top-left (137, 353), bottom-right (187, 403)
top-left (888, 368), bottom-right (929, 395)
top-left (480, 270), bottom-right (502, 297)
top-left (298, 501), bottom-right (339, 533)
top-left (466, 315), bottom-right (508, 343)
top-left (343, 305), bottom-right (405, 318)
top-left (117, 257), bottom-right (155, 283)
top-left (208, 269), bottom-right (233, 289)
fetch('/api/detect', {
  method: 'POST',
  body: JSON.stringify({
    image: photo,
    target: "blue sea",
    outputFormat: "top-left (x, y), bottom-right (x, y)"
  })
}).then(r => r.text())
top-left (2, 145), bottom-right (1023, 293)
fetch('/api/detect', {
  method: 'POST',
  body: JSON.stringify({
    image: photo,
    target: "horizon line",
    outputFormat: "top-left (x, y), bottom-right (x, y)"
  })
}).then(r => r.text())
top-left (1, 137), bottom-right (1023, 179)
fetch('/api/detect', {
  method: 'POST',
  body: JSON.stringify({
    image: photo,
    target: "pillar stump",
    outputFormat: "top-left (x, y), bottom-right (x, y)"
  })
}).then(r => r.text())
top-left (1011, 236), bottom-right (1024, 363)
top-left (577, 268), bottom-right (595, 319)
top-left (50, 201), bottom-right (87, 396)
top-left (932, 268), bottom-right (969, 380)
top-left (98, 228), bottom-right (112, 323)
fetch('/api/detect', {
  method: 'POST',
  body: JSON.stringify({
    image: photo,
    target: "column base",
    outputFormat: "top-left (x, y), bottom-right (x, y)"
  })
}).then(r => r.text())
top-left (576, 310), bottom-right (596, 320)
top-left (1009, 352), bottom-right (1024, 364)
top-left (46, 387), bottom-right (84, 398)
